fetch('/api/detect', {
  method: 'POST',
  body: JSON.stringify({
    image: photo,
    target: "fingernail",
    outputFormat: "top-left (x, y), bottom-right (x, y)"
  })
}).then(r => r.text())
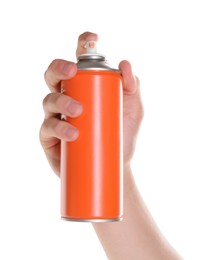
top-left (65, 128), bottom-right (79, 140)
top-left (67, 101), bottom-right (83, 116)
top-left (81, 41), bottom-right (87, 48)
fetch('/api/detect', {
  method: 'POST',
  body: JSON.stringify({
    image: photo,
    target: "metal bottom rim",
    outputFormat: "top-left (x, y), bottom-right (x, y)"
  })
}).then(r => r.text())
top-left (61, 217), bottom-right (123, 223)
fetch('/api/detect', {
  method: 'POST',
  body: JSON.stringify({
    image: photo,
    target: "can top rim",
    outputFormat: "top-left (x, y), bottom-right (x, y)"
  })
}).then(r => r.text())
top-left (77, 54), bottom-right (120, 72)
top-left (77, 53), bottom-right (105, 61)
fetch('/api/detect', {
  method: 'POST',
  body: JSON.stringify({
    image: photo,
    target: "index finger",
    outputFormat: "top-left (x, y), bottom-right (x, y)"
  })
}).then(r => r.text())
top-left (76, 31), bottom-right (98, 57)
top-left (44, 32), bottom-right (98, 93)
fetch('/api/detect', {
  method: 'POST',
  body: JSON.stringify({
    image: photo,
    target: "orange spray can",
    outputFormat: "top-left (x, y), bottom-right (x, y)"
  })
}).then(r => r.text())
top-left (60, 41), bottom-right (123, 222)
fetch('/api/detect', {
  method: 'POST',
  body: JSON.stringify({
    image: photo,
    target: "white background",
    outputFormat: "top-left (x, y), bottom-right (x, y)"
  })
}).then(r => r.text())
top-left (0, 0), bottom-right (199, 259)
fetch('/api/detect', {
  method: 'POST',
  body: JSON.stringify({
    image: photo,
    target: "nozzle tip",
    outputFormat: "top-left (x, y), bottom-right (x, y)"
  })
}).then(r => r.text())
top-left (85, 41), bottom-right (97, 54)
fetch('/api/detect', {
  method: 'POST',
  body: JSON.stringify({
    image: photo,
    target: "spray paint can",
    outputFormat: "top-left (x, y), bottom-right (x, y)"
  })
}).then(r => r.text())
top-left (60, 41), bottom-right (123, 222)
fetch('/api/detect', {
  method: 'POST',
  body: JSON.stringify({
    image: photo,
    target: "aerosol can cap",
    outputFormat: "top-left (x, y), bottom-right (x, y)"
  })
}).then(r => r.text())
top-left (77, 40), bottom-right (120, 72)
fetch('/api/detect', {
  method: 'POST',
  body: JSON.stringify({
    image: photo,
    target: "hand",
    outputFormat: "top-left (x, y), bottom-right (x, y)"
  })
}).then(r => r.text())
top-left (39, 32), bottom-right (144, 176)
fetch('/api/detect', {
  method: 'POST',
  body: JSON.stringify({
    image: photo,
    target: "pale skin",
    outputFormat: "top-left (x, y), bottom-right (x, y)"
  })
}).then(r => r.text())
top-left (40, 32), bottom-right (182, 260)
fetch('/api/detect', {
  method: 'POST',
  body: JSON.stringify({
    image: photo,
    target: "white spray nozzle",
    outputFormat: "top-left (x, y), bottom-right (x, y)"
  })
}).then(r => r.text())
top-left (85, 41), bottom-right (97, 54)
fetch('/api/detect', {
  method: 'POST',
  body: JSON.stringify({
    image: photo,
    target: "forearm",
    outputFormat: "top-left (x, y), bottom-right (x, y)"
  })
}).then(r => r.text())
top-left (92, 164), bottom-right (182, 260)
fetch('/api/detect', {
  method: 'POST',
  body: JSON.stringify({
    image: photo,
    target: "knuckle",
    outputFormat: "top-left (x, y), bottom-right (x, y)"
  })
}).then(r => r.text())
top-left (39, 119), bottom-right (48, 142)
top-left (54, 93), bottom-right (66, 107)
top-left (135, 76), bottom-right (140, 87)
top-left (49, 59), bottom-right (63, 69)
top-left (78, 31), bottom-right (89, 41)
top-left (40, 118), bottom-right (49, 133)
top-left (78, 31), bottom-right (97, 43)
top-left (44, 59), bottom-right (58, 79)
top-left (137, 104), bottom-right (145, 122)
top-left (42, 92), bottom-right (73, 116)
top-left (54, 94), bottom-right (71, 112)
top-left (41, 117), bottom-right (61, 138)
top-left (44, 69), bottom-right (48, 81)
top-left (132, 103), bottom-right (144, 125)
top-left (44, 59), bottom-right (64, 81)
top-left (42, 93), bottom-right (52, 108)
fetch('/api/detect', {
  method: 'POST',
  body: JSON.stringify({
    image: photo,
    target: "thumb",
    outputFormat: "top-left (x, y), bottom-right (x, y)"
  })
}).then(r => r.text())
top-left (119, 60), bottom-right (139, 95)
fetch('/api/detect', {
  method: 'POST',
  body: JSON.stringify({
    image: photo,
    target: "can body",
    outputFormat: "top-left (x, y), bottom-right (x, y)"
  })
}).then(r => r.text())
top-left (61, 70), bottom-right (123, 222)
